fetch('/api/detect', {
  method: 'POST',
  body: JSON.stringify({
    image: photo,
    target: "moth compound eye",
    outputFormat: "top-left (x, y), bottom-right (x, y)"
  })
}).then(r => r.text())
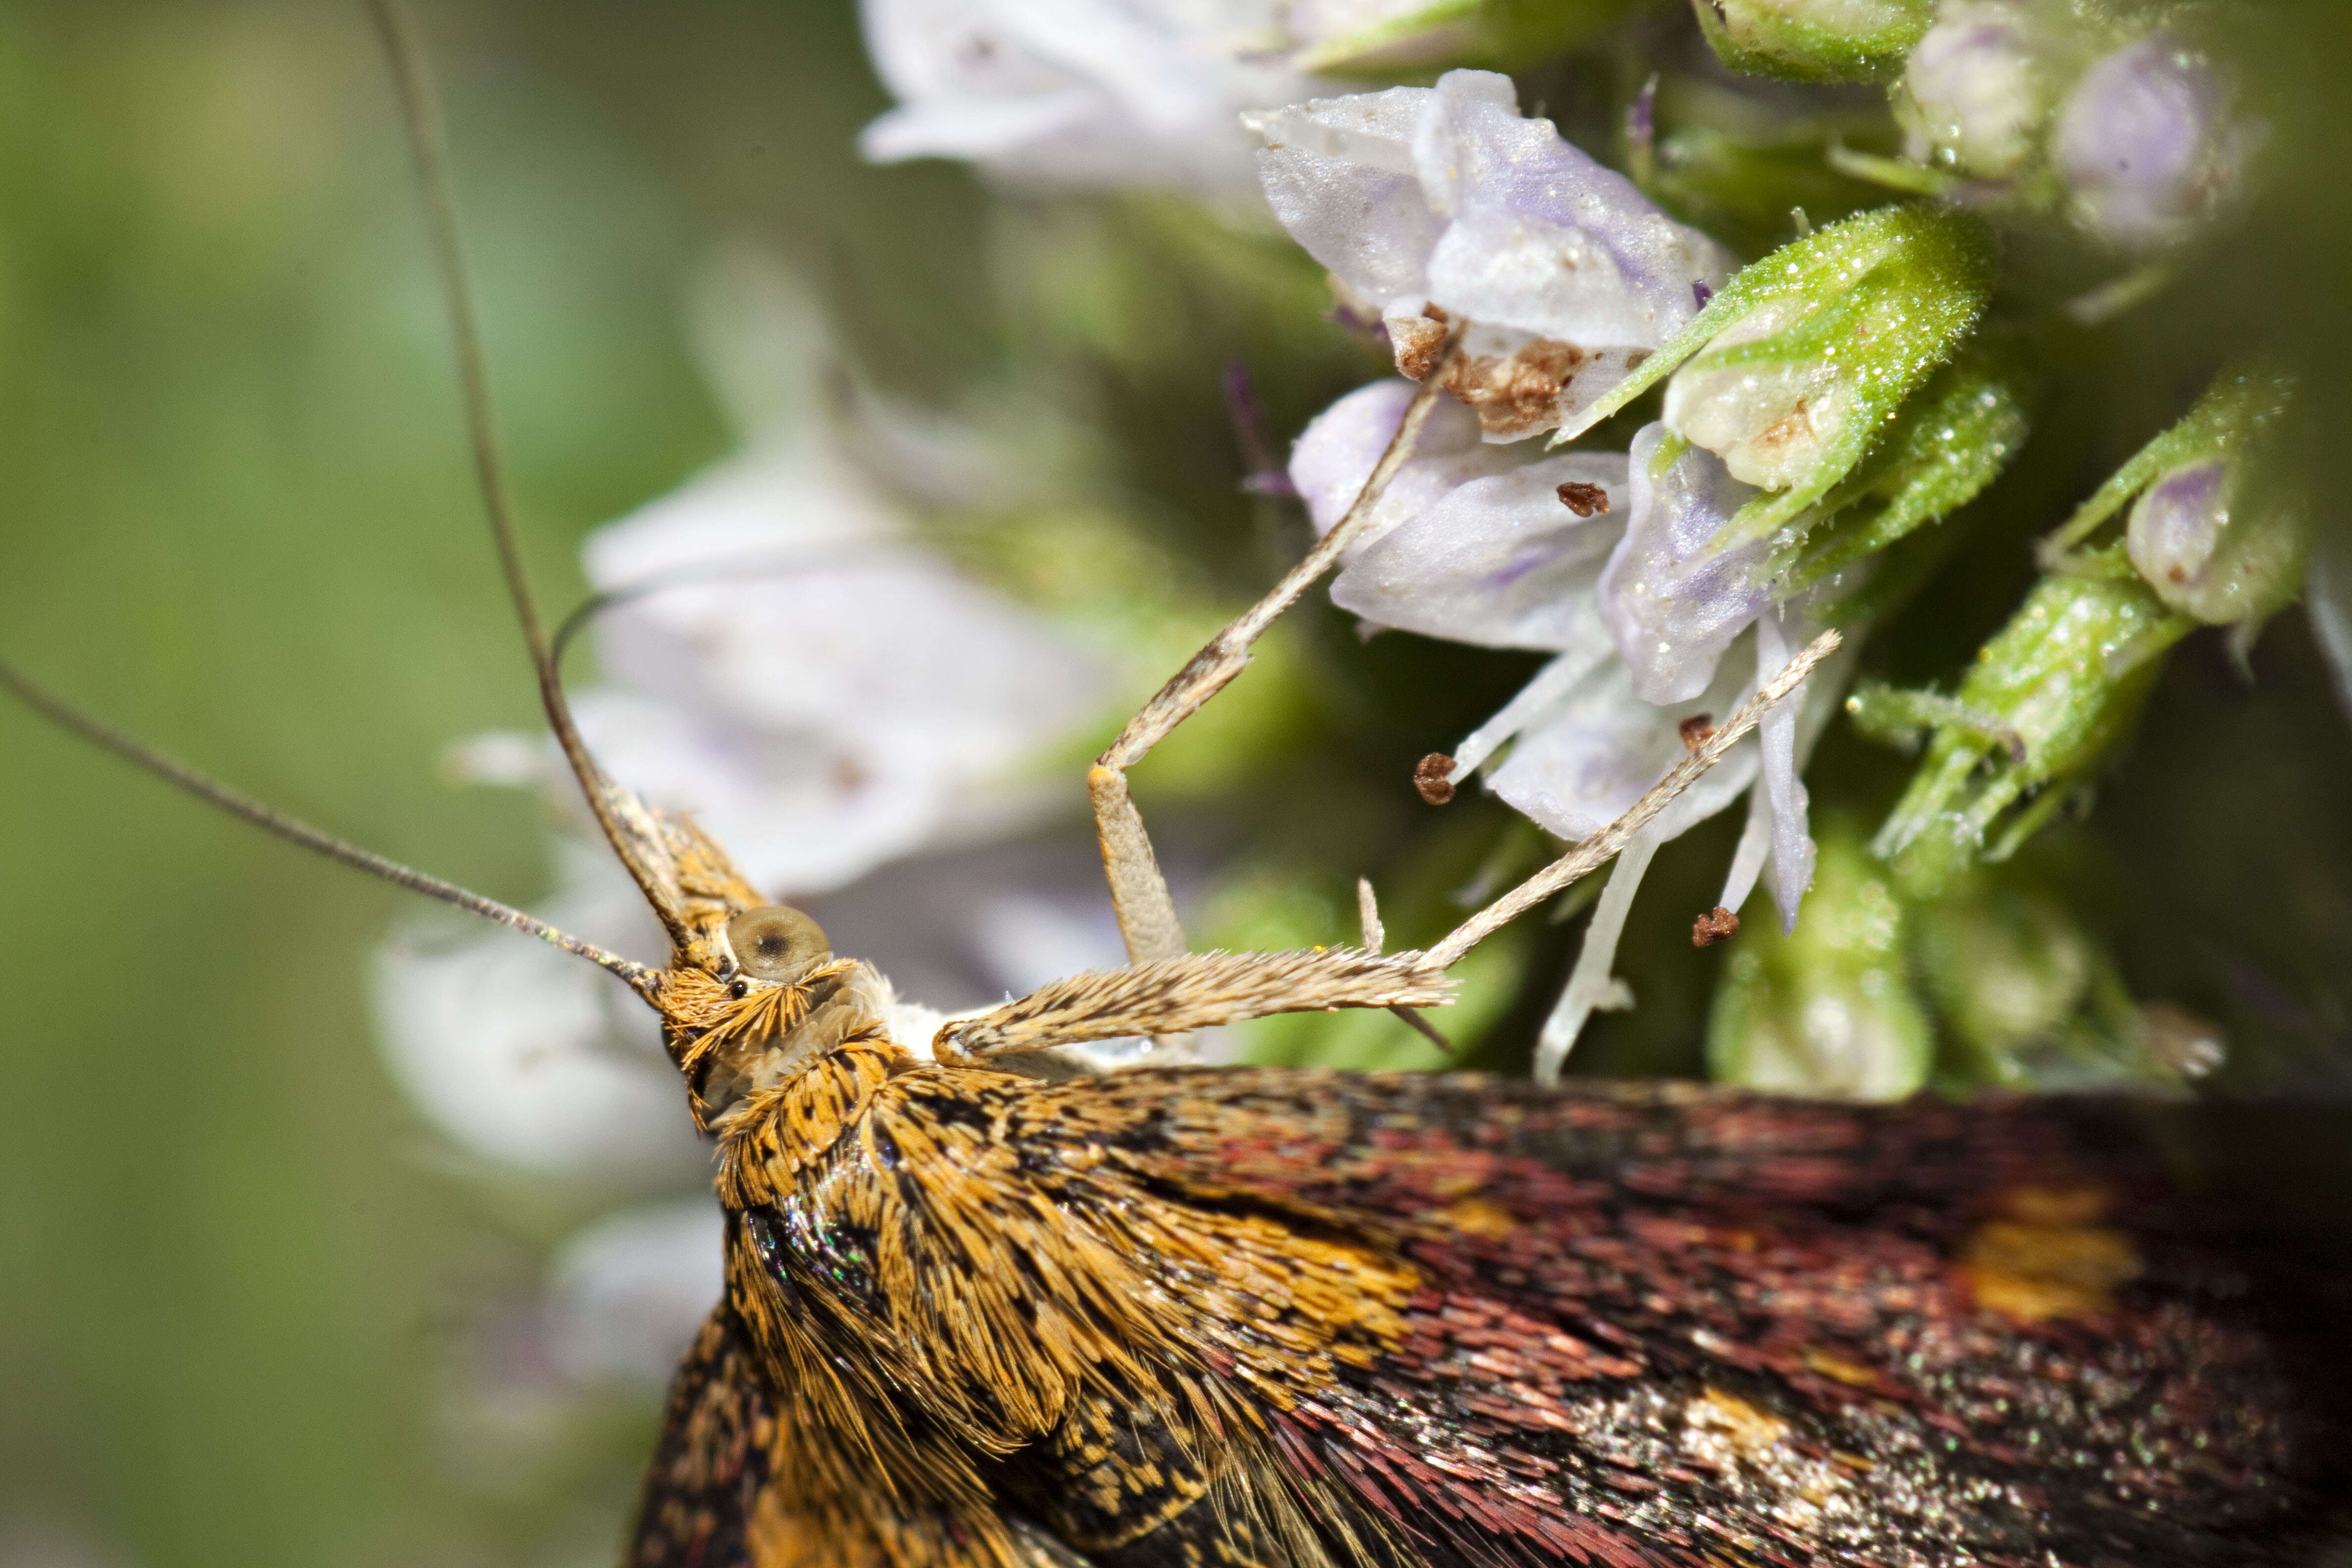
top-left (725, 905), bottom-right (831, 983)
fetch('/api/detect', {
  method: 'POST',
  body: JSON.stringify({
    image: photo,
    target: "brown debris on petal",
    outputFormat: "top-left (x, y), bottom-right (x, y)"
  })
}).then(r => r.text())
top-left (1443, 338), bottom-right (1589, 440)
top-left (1390, 314), bottom-right (1450, 381)
top-left (1692, 906), bottom-right (1740, 947)
top-left (1678, 714), bottom-right (1716, 750)
top-left (1555, 481), bottom-right (1610, 517)
top-left (1752, 397), bottom-right (1816, 461)
top-left (1414, 753), bottom-right (1459, 805)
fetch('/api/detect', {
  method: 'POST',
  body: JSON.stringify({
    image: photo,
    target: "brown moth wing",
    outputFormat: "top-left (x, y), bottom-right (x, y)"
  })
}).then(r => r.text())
top-left (659, 1060), bottom-right (2343, 1568)
top-left (628, 1303), bottom-right (778, 1568)
top-left (1041, 1069), bottom-right (2346, 1568)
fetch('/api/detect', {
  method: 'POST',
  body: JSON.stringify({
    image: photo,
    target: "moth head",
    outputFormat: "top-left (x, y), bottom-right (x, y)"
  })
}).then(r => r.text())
top-left (652, 896), bottom-right (887, 1127)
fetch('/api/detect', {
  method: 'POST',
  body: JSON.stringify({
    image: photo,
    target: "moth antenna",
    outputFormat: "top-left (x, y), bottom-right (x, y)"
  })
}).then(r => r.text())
top-left (363, 0), bottom-right (691, 950)
top-left (0, 656), bottom-right (658, 995)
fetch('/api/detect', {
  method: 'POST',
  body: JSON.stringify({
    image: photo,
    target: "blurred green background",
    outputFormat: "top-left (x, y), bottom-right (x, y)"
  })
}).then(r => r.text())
top-left (3, 3), bottom-right (2351, 1565)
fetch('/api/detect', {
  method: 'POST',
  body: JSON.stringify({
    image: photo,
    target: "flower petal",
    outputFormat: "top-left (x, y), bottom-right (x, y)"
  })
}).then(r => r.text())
top-left (1256, 71), bottom-right (1730, 441)
top-left (1331, 452), bottom-right (1630, 647)
top-left (1754, 610), bottom-right (1819, 932)
top-left (1287, 378), bottom-right (1505, 545)
top-left (860, 0), bottom-right (1315, 191)
top-left (1487, 637), bottom-right (1759, 842)
top-left (1598, 423), bottom-right (1770, 704)
top-left (1533, 825), bottom-right (1661, 1085)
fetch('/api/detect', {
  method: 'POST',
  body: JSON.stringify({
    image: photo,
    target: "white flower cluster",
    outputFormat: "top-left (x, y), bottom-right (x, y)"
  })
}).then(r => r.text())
top-left (1292, 376), bottom-right (1843, 1079)
top-left (1265, 73), bottom-right (1853, 1079)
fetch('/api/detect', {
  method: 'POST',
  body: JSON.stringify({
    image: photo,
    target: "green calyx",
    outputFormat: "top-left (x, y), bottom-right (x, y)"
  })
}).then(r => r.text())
top-left (1706, 822), bottom-right (1935, 1100)
top-left (2040, 359), bottom-right (2306, 627)
top-left (1559, 203), bottom-right (1996, 558)
top-left (1777, 337), bottom-right (2035, 611)
top-left (1691, 0), bottom-right (1933, 83)
top-left (1863, 573), bottom-right (2193, 895)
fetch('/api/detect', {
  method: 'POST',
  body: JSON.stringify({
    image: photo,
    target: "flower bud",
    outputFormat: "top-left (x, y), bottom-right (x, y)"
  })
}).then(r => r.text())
top-left (2127, 459), bottom-right (2306, 627)
top-left (1894, 2), bottom-right (2051, 177)
top-left (1915, 869), bottom-right (2087, 1075)
top-left (2050, 31), bottom-right (2260, 252)
top-left (1866, 574), bottom-right (2191, 894)
top-left (2045, 360), bottom-right (2304, 626)
top-left (1706, 822), bottom-right (1934, 1099)
top-left (1290, 0), bottom-right (1637, 72)
top-left (1911, 866), bottom-right (2197, 1090)
top-left (1568, 204), bottom-right (1995, 547)
top-left (1691, 0), bottom-right (1932, 84)
top-left (1289, 0), bottom-right (1484, 71)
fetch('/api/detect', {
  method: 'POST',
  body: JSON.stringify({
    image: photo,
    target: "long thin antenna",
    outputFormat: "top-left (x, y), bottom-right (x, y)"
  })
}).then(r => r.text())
top-left (0, 657), bottom-right (657, 993)
top-left (363, 0), bottom-right (690, 949)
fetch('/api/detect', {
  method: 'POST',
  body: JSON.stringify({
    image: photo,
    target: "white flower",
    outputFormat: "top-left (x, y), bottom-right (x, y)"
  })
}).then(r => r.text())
top-left (1251, 69), bottom-right (1735, 441)
top-left (1897, 1), bottom-right (2049, 178)
top-left (857, 0), bottom-right (1322, 192)
top-left (2050, 32), bottom-right (2260, 252)
top-left (373, 843), bottom-right (700, 1182)
top-left (1294, 380), bottom-right (1849, 1078)
top-left (461, 441), bottom-right (1106, 899)
top-left (546, 1199), bottom-right (728, 1388)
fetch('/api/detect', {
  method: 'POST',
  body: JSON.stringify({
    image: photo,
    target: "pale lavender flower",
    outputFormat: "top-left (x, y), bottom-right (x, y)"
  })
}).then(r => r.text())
top-left (2050, 32), bottom-right (2259, 252)
top-left (1897, 1), bottom-right (2048, 178)
top-left (1251, 70), bottom-right (1735, 441)
top-left (858, 0), bottom-right (1320, 192)
top-left (459, 443), bottom-right (1106, 897)
top-left (1291, 383), bottom-right (1845, 1078)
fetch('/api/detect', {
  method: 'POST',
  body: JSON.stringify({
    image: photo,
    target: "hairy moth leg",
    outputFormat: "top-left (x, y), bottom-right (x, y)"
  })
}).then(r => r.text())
top-left (934, 947), bottom-right (1455, 1062)
top-left (1084, 324), bottom-right (1468, 968)
top-left (959, 632), bottom-right (1836, 1061)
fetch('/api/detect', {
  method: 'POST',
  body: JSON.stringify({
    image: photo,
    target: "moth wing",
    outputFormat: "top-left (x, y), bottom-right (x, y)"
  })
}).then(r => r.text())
top-left (626, 1302), bottom-right (777, 1568)
top-left (1062, 1068), bottom-right (2340, 1568)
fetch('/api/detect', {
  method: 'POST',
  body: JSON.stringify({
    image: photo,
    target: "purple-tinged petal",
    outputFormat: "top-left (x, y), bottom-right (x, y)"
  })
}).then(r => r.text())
top-left (2050, 33), bottom-right (2260, 252)
top-left (1287, 377), bottom-right (1517, 548)
top-left (1599, 423), bottom-right (1770, 704)
top-left (1487, 645), bottom-right (1758, 843)
top-left (1754, 610), bottom-right (1818, 932)
top-left (1415, 73), bottom-right (1733, 349)
top-left (1332, 451), bottom-right (1630, 647)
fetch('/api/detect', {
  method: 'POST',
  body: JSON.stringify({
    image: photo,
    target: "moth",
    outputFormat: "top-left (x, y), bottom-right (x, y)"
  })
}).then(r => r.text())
top-left (3, 8), bottom-right (2342, 1568)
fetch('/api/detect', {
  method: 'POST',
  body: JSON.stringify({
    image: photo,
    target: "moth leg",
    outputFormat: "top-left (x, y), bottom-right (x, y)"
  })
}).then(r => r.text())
top-left (1086, 325), bottom-right (1468, 966)
top-left (936, 946), bottom-right (1452, 1063)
